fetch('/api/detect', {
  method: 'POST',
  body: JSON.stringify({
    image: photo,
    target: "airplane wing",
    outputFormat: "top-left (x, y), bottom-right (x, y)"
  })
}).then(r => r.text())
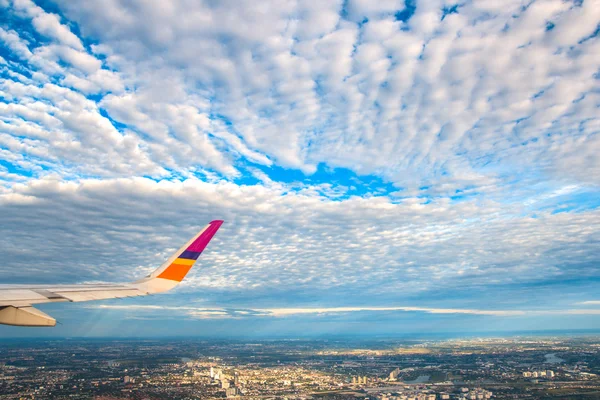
top-left (0, 220), bottom-right (223, 327)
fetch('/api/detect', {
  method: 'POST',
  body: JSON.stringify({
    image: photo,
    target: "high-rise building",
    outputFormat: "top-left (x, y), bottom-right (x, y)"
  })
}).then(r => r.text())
top-left (222, 379), bottom-right (230, 389)
top-left (210, 367), bottom-right (215, 379)
top-left (352, 376), bottom-right (357, 384)
top-left (547, 370), bottom-right (555, 378)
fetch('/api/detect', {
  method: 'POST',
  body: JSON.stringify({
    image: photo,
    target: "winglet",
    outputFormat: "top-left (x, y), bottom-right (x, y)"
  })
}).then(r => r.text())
top-left (155, 220), bottom-right (223, 282)
top-left (134, 221), bottom-right (223, 293)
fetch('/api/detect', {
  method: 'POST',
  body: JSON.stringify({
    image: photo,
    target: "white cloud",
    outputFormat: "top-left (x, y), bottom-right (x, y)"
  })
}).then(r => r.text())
top-left (0, 27), bottom-right (33, 59)
top-left (12, 0), bottom-right (85, 50)
top-left (254, 306), bottom-right (525, 317)
top-left (37, 44), bottom-right (101, 73)
top-left (92, 304), bottom-right (600, 320)
top-left (0, 79), bottom-right (167, 177)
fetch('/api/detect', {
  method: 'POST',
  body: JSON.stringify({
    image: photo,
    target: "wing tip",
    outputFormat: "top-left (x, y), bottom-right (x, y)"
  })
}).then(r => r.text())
top-left (151, 220), bottom-right (223, 283)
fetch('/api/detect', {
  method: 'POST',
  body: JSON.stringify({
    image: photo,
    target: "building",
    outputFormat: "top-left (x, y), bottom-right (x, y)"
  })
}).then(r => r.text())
top-left (390, 368), bottom-right (400, 380)
top-left (547, 370), bottom-right (555, 378)
top-left (226, 387), bottom-right (239, 398)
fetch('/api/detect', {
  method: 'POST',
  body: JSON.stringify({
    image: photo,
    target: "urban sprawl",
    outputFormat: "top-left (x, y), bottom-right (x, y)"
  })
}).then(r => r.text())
top-left (1, 336), bottom-right (600, 399)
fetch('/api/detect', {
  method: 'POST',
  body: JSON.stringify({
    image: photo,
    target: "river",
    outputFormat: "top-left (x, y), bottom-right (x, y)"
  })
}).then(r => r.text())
top-left (545, 353), bottom-right (565, 363)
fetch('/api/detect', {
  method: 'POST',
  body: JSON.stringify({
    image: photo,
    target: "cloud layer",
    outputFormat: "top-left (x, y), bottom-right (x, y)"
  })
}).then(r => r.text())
top-left (1, 176), bottom-right (598, 309)
top-left (1, 0), bottom-right (599, 189)
top-left (0, 0), bottom-right (599, 335)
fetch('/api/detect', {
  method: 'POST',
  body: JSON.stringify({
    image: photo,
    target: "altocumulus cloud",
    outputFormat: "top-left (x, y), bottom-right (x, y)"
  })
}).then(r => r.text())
top-left (1, 177), bottom-right (599, 311)
top-left (0, 0), bottom-right (599, 335)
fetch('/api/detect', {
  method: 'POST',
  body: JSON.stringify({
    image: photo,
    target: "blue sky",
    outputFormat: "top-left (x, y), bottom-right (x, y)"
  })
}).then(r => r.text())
top-left (0, 0), bottom-right (599, 337)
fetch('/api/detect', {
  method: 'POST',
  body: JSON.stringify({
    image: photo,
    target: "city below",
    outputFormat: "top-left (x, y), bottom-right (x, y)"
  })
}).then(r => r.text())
top-left (1, 335), bottom-right (600, 399)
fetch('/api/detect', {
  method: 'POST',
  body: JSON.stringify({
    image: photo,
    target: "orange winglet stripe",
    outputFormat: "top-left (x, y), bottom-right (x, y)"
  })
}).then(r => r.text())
top-left (157, 263), bottom-right (194, 282)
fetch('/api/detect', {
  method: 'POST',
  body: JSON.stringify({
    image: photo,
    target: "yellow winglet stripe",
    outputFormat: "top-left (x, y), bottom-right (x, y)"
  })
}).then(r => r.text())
top-left (173, 258), bottom-right (195, 266)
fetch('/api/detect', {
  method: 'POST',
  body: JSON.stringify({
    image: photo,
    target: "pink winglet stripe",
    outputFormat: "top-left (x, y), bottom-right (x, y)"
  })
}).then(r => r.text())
top-left (186, 220), bottom-right (223, 252)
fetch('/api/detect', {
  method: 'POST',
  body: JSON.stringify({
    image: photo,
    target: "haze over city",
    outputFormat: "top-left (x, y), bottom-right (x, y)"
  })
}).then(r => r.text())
top-left (1, 0), bottom-right (599, 338)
